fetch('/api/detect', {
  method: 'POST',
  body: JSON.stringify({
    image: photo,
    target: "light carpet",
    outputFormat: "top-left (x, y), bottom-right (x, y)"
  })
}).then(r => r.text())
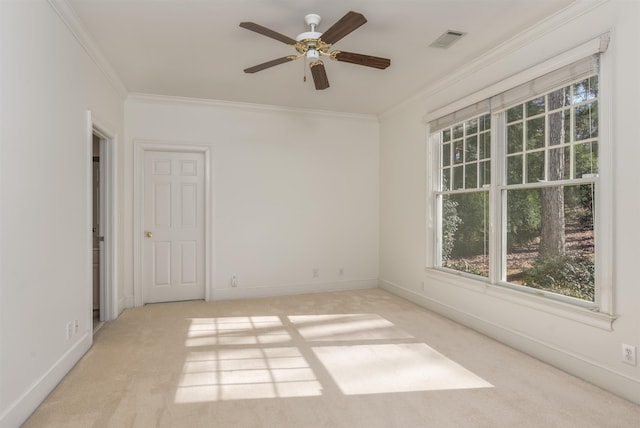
top-left (23, 288), bottom-right (640, 427)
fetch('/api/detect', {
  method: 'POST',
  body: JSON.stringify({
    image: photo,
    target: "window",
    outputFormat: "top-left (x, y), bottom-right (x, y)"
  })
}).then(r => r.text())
top-left (502, 78), bottom-right (598, 301)
top-left (429, 41), bottom-right (610, 311)
top-left (437, 115), bottom-right (491, 277)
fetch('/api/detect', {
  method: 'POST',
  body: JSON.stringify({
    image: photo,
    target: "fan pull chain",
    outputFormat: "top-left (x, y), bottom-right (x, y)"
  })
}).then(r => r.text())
top-left (303, 56), bottom-right (307, 82)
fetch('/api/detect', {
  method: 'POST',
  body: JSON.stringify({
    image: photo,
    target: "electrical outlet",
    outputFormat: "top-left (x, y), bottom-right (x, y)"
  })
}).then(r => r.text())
top-left (338, 267), bottom-right (344, 276)
top-left (622, 344), bottom-right (637, 366)
top-left (231, 274), bottom-right (238, 287)
top-left (74, 320), bottom-right (79, 335)
top-left (312, 268), bottom-right (319, 278)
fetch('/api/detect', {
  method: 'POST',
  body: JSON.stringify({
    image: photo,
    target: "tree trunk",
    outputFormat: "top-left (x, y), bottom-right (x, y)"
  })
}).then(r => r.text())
top-left (540, 90), bottom-right (566, 257)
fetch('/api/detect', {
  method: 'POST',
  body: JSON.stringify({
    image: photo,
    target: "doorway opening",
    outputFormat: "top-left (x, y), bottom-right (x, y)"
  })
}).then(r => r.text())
top-left (90, 114), bottom-right (116, 332)
top-left (92, 134), bottom-right (102, 330)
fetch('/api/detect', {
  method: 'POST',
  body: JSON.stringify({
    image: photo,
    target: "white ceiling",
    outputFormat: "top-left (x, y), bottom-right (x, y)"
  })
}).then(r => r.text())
top-left (66, 0), bottom-right (575, 115)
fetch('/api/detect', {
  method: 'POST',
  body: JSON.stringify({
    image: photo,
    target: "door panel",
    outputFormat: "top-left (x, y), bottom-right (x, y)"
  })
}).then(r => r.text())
top-left (153, 241), bottom-right (171, 286)
top-left (143, 151), bottom-right (205, 303)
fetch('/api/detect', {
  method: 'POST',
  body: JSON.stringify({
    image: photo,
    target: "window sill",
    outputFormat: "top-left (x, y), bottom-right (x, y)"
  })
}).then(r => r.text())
top-left (424, 267), bottom-right (617, 331)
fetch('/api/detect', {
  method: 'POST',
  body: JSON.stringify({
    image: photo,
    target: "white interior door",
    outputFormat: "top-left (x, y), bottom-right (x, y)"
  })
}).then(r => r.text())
top-left (143, 150), bottom-right (205, 303)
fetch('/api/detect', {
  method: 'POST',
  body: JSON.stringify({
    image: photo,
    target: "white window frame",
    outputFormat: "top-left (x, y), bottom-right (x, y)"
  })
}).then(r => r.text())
top-left (424, 34), bottom-right (615, 330)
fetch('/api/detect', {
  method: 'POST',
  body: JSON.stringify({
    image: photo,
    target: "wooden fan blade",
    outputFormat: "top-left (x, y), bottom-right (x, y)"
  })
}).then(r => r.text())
top-left (239, 22), bottom-right (297, 45)
top-left (244, 56), bottom-right (294, 73)
top-left (320, 11), bottom-right (367, 45)
top-left (333, 51), bottom-right (390, 69)
top-left (310, 61), bottom-right (329, 90)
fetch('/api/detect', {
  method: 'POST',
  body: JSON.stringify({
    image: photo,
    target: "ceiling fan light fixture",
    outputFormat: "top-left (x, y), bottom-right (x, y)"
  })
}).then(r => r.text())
top-left (306, 49), bottom-right (320, 60)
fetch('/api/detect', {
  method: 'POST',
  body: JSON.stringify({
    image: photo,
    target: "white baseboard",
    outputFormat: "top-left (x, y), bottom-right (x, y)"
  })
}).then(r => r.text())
top-left (118, 296), bottom-right (127, 316)
top-left (379, 278), bottom-right (640, 405)
top-left (0, 333), bottom-right (92, 428)
top-left (212, 278), bottom-right (379, 301)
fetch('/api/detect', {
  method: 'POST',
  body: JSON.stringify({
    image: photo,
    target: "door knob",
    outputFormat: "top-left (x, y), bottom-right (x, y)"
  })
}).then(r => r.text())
top-left (146, 231), bottom-right (153, 238)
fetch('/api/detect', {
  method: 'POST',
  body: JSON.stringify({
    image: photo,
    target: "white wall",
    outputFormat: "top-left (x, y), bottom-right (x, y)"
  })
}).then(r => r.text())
top-left (124, 96), bottom-right (379, 302)
top-left (379, 0), bottom-right (640, 404)
top-left (0, 1), bottom-right (125, 426)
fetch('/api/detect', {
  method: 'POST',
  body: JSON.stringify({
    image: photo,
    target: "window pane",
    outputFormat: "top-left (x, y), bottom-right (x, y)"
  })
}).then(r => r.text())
top-left (526, 97), bottom-right (545, 117)
top-left (507, 155), bottom-right (523, 185)
top-left (479, 132), bottom-right (491, 159)
top-left (441, 192), bottom-right (490, 277)
top-left (453, 124), bottom-right (464, 139)
top-left (507, 105), bottom-right (523, 123)
top-left (526, 151), bottom-right (544, 183)
top-left (574, 102), bottom-right (598, 141)
top-left (479, 161), bottom-right (491, 186)
top-left (575, 141), bottom-right (598, 177)
top-left (453, 166), bottom-right (464, 190)
top-left (507, 123), bottom-right (523, 154)
top-left (478, 114), bottom-right (490, 131)
top-left (573, 76), bottom-right (598, 103)
top-left (443, 129), bottom-right (451, 142)
top-left (466, 118), bottom-right (478, 135)
top-left (505, 184), bottom-right (595, 301)
top-left (526, 117), bottom-right (545, 150)
top-left (454, 140), bottom-right (464, 164)
top-left (548, 110), bottom-right (565, 148)
top-left (442, 142), bottom-right (451, 167)
top-left (465, 163), bottom-right (477, 189)
top-left (465, 136), bottom-right (478, 161)
top-left (548, 87), bottom-right (570, 110)
top-left (547, 141), bottom-right (565, 181)
top-left (442, 168), bottom-right (451, 190)
top-left (548, 147), bottom-right (570, 181)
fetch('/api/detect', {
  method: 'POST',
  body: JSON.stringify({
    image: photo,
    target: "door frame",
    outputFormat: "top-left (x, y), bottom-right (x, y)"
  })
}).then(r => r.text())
top-left (87, 111), bottom-right (118, 322)
top-left (133, 140), bottom-right (213, 306)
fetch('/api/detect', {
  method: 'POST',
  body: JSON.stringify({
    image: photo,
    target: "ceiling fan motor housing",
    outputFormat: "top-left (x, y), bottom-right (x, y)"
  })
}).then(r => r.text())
top-left (296, 31), bottom-right (322, 42)
top-left (296, 13), bottom-right (326, 58)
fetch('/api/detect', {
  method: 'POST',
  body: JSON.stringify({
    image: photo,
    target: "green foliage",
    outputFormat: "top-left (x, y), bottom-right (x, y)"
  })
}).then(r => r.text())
top-left (564, 185), bottom-right (595, 229)
top-left (523, 254), bottom-right (595, 301)
top-left (507, 189), bottom-right (541, 250)
top-left (448, 192), bottom-right (489, 258)
top-left (441, 196), bottom-right (461, 261)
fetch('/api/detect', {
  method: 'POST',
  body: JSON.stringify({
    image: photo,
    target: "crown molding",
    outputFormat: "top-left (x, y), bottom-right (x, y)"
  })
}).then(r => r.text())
top-left (379, 0), bottom-right (610, 120)
top-left (47, 0), bottom-right (128, 99)
top-left (126, 93), bottom-right (379, 123)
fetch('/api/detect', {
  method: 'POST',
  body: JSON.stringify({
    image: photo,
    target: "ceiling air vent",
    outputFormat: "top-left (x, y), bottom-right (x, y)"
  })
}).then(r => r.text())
top-left (429, 30), bottom-right (466, 49)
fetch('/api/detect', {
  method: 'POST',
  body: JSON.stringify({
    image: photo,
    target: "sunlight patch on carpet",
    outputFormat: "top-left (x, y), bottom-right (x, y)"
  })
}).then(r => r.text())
top-left (175, 314), bottom-right (492, 403)
top-left (312, 343), bottom-right (493, 395)
top-left (184, 316), bottom-right (291, 346)
top-left (289, 314), bottom-right (415, 341)
top-left (175, 347), bottom-right (322, 403)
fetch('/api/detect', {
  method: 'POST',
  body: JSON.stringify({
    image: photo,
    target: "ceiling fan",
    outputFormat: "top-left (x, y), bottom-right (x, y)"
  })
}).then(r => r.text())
top-left (240, 11), bottom-right (391, 90)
